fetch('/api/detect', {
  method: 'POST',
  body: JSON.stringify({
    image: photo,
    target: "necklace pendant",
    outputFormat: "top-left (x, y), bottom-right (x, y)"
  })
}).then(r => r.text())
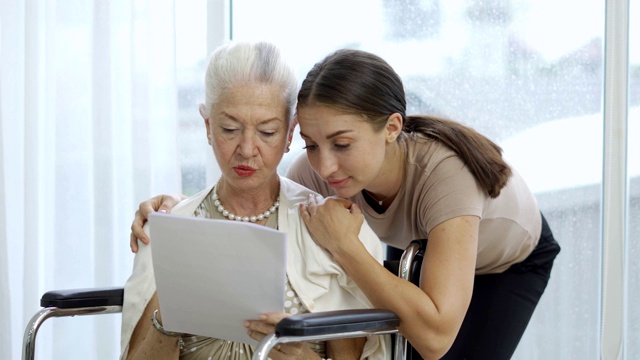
top-left (378, 200), bottom-right (384, 206)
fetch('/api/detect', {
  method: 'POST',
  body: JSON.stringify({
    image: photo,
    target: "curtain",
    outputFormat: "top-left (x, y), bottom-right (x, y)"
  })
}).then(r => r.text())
top-left (0, 0), bottom-right (182, 358)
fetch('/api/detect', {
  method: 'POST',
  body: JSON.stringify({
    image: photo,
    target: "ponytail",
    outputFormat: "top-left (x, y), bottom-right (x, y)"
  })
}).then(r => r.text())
top-left (403, 115), bottom-right (512, 198)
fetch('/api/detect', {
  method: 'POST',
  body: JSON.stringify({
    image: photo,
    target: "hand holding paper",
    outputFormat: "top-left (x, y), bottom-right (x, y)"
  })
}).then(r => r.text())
top-left (148, 212), bottom-right (287, 344)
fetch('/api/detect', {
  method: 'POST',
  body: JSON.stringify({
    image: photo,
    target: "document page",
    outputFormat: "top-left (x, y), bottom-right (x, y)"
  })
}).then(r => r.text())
top-left (148, 212), bottom-right (287, 344)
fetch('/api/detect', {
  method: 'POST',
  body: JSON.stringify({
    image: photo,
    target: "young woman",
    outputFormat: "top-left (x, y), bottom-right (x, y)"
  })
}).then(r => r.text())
top-left (131, 48), bottom-right (560, 360)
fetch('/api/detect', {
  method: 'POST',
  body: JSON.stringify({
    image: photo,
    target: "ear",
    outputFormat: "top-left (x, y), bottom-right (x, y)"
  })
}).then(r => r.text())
top-left (204, 119), bottom-right (212, 145)
top-left (200, 104), bottom-right (212, 143)
top-left (385, 113), bottom-right (403, 143)
top-left (199, 103), bottom-right (208, 119)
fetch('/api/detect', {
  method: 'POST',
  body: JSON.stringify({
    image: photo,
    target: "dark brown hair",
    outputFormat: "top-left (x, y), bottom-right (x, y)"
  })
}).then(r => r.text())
top-left (297, 49), bottom-right (511, 198)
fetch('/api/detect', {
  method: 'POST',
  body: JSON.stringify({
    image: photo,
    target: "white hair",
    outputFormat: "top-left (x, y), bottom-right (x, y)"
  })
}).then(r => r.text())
top-left (201, 41), bottom-right (298, 123)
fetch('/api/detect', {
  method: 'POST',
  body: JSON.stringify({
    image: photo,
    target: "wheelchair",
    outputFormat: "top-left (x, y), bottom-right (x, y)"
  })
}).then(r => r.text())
top-left (23, 240), bottom-right (426, 360)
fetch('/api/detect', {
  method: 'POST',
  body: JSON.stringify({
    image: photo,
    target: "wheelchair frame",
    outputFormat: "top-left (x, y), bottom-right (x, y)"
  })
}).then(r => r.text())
top-left (22, 240), bottom-right (425, 360)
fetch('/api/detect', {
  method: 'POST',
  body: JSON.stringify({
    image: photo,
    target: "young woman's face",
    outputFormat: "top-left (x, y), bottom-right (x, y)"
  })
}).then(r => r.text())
top-left (204, 83), bottom-right (291, 192)
top-left (297, 104), bottom-right (388, 198)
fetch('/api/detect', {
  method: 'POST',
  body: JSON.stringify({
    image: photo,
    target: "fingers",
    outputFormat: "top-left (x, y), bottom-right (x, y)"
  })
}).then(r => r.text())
top-left (261, 312), bottom-right (290, 324)
top-left (307, 193), bottom-right (318, 213)
top-left (299, 194), bottom-right (318, 220)
top-left (324, 195), bottom-right (354, 209)
top-left (273, 342), bottom-right (305, 357)
top-left (138, 194), bottom-right (176, 223)
top-left (129, 194), bottom-right (178, 253)
top-left (139, 198), bottom-right (163, 218)
top-left (245, 314), bottom-right (307, 359)
top-left (129, 194), bottom-right (185, 254)
top-left (313, 195), bottom-right (355, 212)
top-left (154, 194), bottom-right (184, 214)
top-left (130, 209), bottom-right (151, 250)
top-left (349, 202), bottom-right (361, 216)
top-left (129, 233), bottom-right (139, 253)
top-left (243, 313), bottom-right (288, 342)
top-left (157, 199), bottom-right (176, 214)
top-left (244, 319), bottom-right (274, 348)
top-left (244, 315), bottom-right (277, 336)
top-left (304, 194), bottom-right (355, 215)
top-left (245, 323), bottom-right (273, 338)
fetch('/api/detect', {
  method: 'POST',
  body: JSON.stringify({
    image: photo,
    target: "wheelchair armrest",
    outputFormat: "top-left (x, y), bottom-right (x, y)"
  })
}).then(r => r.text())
top-left (40, 286), bottom-right (124, 308)
top-left (24, 287), bottom-right (124, 360)
top-left (276, 309), bottom-right (399, 336)
top-left (253, 310), bottom-right (400, 360)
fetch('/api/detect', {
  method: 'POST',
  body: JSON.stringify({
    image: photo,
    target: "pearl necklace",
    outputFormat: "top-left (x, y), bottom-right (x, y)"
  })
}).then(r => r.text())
top-left (212, 184), bottom-right (279, 223)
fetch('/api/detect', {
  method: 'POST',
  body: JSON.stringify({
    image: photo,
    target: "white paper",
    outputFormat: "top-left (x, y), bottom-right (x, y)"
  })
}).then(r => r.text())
top-left (148, 212), bottom-right (287, 344)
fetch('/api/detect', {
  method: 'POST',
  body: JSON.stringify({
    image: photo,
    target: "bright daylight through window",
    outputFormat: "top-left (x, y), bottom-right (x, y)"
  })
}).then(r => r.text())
top-left (174, 0), bottom-right (639, 358)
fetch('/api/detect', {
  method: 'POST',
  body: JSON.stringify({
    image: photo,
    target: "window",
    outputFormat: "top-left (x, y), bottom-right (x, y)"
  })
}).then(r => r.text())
top-left (176, 0), bottom-right (209, 195)
top-left (3, 1), bottom-right (634, 358)
top-left (626, 0), bottom-right (639, 355)
top-left (226, 0), bottom-right (635, 358)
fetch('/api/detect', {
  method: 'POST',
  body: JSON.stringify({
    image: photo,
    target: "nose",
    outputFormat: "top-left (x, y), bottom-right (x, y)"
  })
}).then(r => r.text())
top-left (316, 150), bottom-right (338, 179)
top-left (238, 130), bottom-right (259, 158)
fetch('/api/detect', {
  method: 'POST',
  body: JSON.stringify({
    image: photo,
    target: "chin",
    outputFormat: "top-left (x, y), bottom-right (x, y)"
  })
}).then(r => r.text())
top-left (334, 187), bottom-right (359, 199)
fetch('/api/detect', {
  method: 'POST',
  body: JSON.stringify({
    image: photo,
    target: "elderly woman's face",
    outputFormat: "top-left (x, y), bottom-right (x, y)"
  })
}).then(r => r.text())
top-left (204, 83), bottom-right (291, 190)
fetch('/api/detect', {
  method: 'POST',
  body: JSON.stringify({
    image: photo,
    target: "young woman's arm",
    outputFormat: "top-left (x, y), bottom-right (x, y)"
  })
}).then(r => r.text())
top-left (301, 196), bottom-right (478, 360)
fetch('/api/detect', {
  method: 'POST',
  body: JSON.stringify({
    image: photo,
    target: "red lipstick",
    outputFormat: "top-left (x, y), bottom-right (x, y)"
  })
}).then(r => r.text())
top-left (234, 165), bottom-right (256, 177)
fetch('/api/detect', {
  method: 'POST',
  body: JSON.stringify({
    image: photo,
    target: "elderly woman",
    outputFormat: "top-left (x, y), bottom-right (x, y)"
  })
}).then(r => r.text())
top-left (120, 42), bottom-right (389, 360)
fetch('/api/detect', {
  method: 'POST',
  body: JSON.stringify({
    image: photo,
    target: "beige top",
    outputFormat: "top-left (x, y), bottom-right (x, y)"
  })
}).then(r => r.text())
top-left (287, 133), bottom-right (541, 274)
top-left (180, 189), bottom-right (325, 359)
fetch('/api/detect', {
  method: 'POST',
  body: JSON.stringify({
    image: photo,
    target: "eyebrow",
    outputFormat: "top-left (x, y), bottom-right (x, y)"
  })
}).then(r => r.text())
top-left (300, 129), bottom-right (354, 140)
top-left (219, 111), bottom-right (282, 124)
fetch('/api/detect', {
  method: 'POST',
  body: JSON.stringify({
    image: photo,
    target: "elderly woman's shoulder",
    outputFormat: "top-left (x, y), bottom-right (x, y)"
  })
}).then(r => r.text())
top-left (173, 185), bottom-right (216, 214)
top-left (279, 176), bottom-right (319, 204)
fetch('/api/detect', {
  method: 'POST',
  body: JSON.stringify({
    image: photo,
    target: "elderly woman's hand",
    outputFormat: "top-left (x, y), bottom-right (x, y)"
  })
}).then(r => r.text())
top-left (300, 194), bottom-right (364, 256)
top-left (129, 193), bottom-right (185, 253)
top-left (244, 313), bottom-right (317, 360)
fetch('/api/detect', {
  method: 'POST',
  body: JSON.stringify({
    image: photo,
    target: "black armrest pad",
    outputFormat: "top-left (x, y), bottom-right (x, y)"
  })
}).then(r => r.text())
top-left (276, 309), bottom-right (399, 336)
top-left (40, 287), bottom-right (124, 308)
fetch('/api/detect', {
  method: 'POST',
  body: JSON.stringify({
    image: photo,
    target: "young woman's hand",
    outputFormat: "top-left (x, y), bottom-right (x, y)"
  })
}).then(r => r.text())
top-left (300, 195), bottom-right (364, 256)
top-left (129, 194), bottom-right (185, 253)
